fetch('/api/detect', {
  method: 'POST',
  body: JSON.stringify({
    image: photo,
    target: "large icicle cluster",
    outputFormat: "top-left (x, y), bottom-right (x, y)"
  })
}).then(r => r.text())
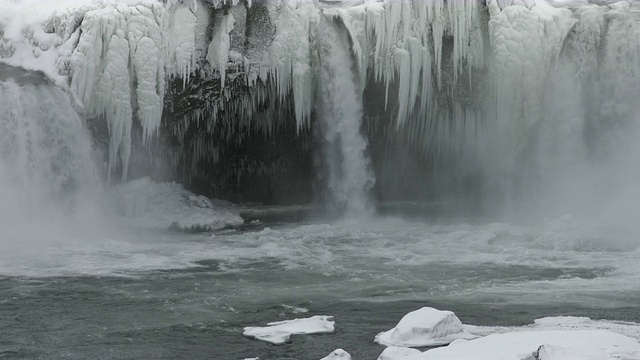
top-left (266, 0), bottom-right (319, 131)
top-left (69, 3), bottom-right (197, 181)
top-left (325, 0), bottom-right (485, 128)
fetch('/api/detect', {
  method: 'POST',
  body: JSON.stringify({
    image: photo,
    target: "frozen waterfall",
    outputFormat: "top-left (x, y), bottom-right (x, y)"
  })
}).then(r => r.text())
top-left (3, 0), bottom-right (640, 216)
top-left (316, 17), bottom-right (375, 216)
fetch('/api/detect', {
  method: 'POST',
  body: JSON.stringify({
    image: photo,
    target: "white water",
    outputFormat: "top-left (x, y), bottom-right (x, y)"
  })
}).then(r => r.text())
top-left (316, 17), bottom-right (375, 216)
top-left (0, 68), bottom-right (105, 252)
top-left (2, 216), bottom-right (640, 309)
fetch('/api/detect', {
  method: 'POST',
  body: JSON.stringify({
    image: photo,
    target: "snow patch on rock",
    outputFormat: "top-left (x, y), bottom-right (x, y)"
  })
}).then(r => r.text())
top-left (412, 330), bottom-right (640, 360)
top-left (377, 346), bottom-right (422, 360)
top-left (320, 349), bottom-right (351, 360)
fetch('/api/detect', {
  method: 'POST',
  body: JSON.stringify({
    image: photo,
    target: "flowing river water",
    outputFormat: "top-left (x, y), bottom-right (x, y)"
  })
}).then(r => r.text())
top-left (2, 215), bottom-right (640, 359)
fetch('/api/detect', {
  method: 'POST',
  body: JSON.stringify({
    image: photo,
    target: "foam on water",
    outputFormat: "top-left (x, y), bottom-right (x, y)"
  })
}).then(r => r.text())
top-left (1, 214), bottom-right (639, 308)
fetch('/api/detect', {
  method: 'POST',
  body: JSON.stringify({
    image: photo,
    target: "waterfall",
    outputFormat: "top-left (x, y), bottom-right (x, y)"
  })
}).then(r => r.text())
top-left (0, 65), bottom-right (101, 246)
top-left (316, 17), bottom-right (375, 216)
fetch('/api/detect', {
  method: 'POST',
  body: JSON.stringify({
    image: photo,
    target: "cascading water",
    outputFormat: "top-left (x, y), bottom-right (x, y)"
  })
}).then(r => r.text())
top-left (316, 17), bottom-right (375, 216)
top-left (0, 64), bottom-right (102, 247)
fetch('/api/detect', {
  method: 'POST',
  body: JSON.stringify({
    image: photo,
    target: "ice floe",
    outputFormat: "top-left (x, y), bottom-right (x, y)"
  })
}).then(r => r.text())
top-left (243, 315), bottom-right (335, 345)
top-left (375, 307), bottom-right (475, 347)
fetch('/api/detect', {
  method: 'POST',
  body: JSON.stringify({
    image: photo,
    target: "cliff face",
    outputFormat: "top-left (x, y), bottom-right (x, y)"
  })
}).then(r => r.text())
top-left (2, 0), bottom-right (640, 209)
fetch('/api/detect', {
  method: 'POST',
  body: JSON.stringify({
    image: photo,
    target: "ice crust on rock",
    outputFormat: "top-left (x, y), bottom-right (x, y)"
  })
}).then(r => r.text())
top-left (112, 177), bottom-right (242, 232)
top-left (320, 349), bottom-right (351, 360)
top-left (409, 330), bottom-right (640, 360)
top-left (377, 346), bottom-right (422, 360)
top-left (243, 315), bottom-right (335, 345)
top-left (375, 307), bottom-right (475, 347)
top-left (465, 316), bottom-right (640, 340)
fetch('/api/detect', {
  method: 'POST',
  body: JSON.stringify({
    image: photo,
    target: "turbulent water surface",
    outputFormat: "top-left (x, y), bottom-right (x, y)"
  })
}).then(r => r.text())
top-left (2, 216), bottom-right (640, 359)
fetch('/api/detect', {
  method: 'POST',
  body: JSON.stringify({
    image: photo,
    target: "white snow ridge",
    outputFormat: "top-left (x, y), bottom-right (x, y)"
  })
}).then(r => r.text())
top-left (243, 315), bottom-right (335, 345)
top-left (377, 346), bottom-right (422, 360)
top-left (320, 349), bottom-right (351, 360)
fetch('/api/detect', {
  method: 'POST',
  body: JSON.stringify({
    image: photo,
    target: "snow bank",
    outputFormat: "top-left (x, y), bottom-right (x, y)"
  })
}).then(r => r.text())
top-left (410, 330), bottom-right (640, 360)
top-left (320, 349), bottom-right (351, 360)
top-left (374, 308), bottom-right (640, 360)
top-left (112, 177), bottom-right (242, 232)
top-left (375, 307), bottom-right (475, 347)
top-left (466, 316), bottom-right (640, 340)
top-left (243, 315), bottom-right (335, 345)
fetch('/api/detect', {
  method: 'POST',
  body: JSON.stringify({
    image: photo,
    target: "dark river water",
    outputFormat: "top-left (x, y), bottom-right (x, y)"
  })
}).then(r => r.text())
top-left (2, 217), bottom-right (640, 359)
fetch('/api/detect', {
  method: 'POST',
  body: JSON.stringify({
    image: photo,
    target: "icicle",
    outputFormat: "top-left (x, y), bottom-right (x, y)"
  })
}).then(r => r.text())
top-left (207, 13), bottom-right (236, 91)
top-left (93, 29), bottom-right (133, 182)
top-left (430, 0), bottom-right (445, 88)
top-left (268, 1), bottom-right (318, 131)
top-left (447, 0), bottom-right (480, 83)
top-left (407, 37), bottom-right (422, 117)
top-left (394, 47), bottom-right (411, 129)
top-left (169, 7), bottom-right (197, 87)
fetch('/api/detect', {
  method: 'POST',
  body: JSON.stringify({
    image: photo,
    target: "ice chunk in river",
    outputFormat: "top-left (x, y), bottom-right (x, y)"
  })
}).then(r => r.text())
top-left (375, 307), bottom-right (475, 347)
top-left (243, 315), bottom-right (335, 345)
top-left (320, 349), bottom-right (351, 360)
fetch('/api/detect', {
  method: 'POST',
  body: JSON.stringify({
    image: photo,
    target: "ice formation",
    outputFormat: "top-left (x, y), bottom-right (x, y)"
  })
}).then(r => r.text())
top-left (206, 13), bottom-right (235, 90)
top-left (267, 0), bottom-right (319, 131)
top-left (243, 315), bottom-right (335, 345)
top-left (70, 3), bottom-right (169, 181)
top-left (375, 307), bottom-right (475, 348)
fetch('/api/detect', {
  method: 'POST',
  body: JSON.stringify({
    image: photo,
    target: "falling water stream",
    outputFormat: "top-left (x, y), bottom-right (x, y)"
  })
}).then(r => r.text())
top-left (0, 64), bottom-right (102, 250)
top-left (316, 17), bottom-right (375, 216)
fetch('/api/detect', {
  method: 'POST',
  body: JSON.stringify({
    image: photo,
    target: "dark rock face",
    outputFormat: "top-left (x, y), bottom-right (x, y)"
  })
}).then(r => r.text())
top-left (159, 65), bottom-right (316, 205)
